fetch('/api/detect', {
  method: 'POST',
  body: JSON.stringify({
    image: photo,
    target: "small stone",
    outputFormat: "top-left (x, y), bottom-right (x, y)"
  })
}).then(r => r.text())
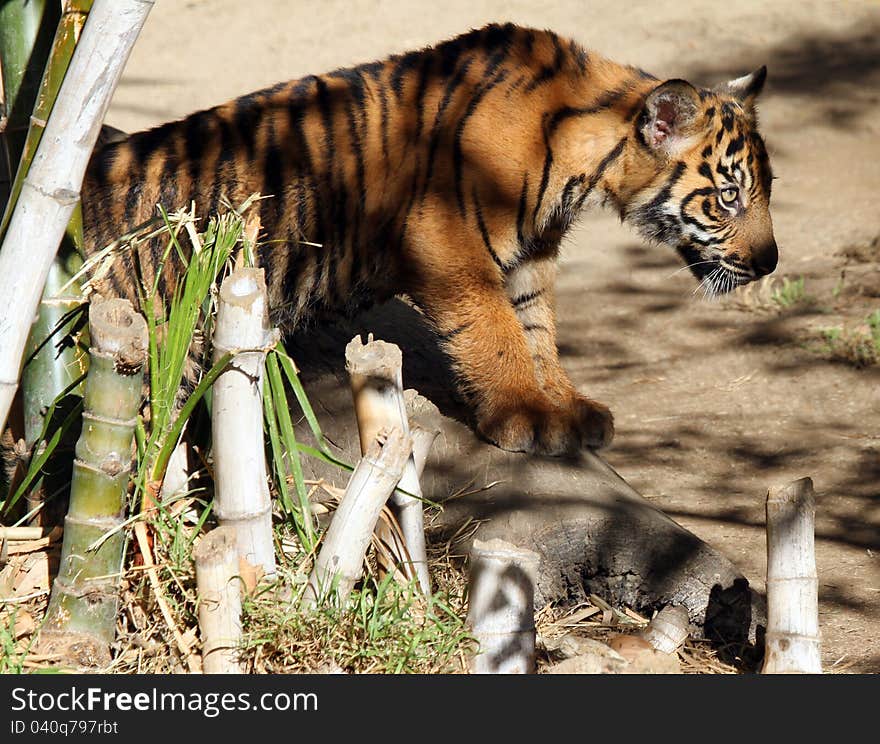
top-left (608, 633), bottom-right (681, 674)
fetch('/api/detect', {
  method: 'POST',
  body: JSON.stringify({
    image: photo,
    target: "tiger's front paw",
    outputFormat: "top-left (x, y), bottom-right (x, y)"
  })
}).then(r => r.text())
top-left (478, 395), bottom-right (614, 456)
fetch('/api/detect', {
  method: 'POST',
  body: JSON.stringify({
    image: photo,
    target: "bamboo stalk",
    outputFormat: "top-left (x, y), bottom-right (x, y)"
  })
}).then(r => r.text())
top-left (1, 0), bottom-right (93, 232)
top-left (466, 538), bottom-right (540, 674)
top-left (0, 0), bottom-right (154, 437)
top-left (302, 428), bottom-right (411, 609)
top-left (404, 389), bottom-right (441, 479)
top-left (0, 0), bottom-right (62, 210)
top-left (22, 260), bottom-right (87, 446)
top-left (761, 477), bottom-right (822, 674)
top-left (0, 526), bottom-right (48, 540)
top-left (21, 258), bottom-right (88, 527)
top-left (345, 335), bottom-right (430, 593)
top-left (211, 267), bottom-right (279, 579)
top-left (194, 526), bottom-right (242, 674)
top-left (38, 297), bottom-right (147, 667)
top-left (640, 605), bottom-right (690, 654)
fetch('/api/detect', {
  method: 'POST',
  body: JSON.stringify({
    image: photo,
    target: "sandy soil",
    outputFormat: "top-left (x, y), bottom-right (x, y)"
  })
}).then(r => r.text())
top-left (107, 0), bottom-right (880, 672)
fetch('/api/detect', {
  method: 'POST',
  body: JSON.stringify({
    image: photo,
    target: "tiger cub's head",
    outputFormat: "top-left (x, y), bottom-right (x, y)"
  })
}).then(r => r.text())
top-left (627, 67), bottom-right (776, 295)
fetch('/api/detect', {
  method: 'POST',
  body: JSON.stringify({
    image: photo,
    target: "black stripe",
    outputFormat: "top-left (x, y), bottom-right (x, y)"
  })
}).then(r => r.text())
top-left (263, 115), bottom-right (284, 234)
top-left (522, 323), bottom-right (548, 333)
top-left (584, 137), bottom-right (627, 193)
top-left (532, 147), bottom-right (554, 224)
top-left (413, 55), bottom-right (433, 141)
top-left (208, 116), bottom-right (234, 220)
top-left (725, 134), bottom-right (745, 157)
top-left (473, 187), bottom-right (504, 270)
top-left (390, 50), bottom-right (421, 100)
top-left (640, 161), bottom-right (687, 214)
top-left (184, 112), bottom-right (206, 200)
top-left (516, 175), bottom-right (529, 251)
top-left (453, 64), bottom-right (509, 215)
top-left (525, 33), bottom-right (564, 93)
top-left (547, 84), bottom-right (636, 139)
top-left (234, 93), bottom-right (261, 161)
top-left (395, 154), bottom-right (422, 257)
top-left (438, 322), bottom-right (471, 341)
top-left (422, 56), bottom-right (473, 198)
top-left (511, 288), bottom-right (546, 307)
top-left (158, 142), bottom-right (179, 213)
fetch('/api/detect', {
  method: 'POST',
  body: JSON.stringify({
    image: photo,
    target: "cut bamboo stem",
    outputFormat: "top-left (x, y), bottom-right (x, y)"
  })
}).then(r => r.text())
top-left (405, 389), bottom-right (441, 479)
top-left (194, 526), bottom-right (242, 674)
top-left (0, 0), bottom-right (154, 437)
top-left (211, 267), bottom-right (279, 579)
top-left (641, 605), bottom-right (690, 654)
top-left (761, 477), bottom-right (822, 674)
top-left (39, 297), bottom-right (147, 666)
top-left (467, 537), bottom-right (540, 674)
top-left (302, 428), bottom-right (411, 609)
top-left (345, 336), bottom-right (430, 593)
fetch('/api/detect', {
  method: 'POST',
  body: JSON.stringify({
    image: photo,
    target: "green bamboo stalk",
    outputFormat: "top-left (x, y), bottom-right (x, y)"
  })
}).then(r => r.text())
top-left (22, 259), bottom-right (88, 446)
top-left (1, 0), bottom-right (91, 230)
top-left (0, 0), bottom-right (62, 211)
top-left (40, 298), bottom-right (147, 667)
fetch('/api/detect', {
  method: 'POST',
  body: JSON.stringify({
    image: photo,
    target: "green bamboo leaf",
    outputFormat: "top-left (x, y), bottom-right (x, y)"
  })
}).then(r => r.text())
top-left (266, 353), bottom-right (315, 549)
top-left (262, 388), bottom-right (293, 512)
top-left (275, 348), bottom-right (330, 452)
top-left (151, 350), bottom-right (234, 483)
top-left (2, 395), bottom-right (83, 516)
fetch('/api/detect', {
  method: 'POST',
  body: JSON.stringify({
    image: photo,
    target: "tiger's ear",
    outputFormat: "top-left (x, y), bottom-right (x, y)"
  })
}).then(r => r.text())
top-left (716, 66), bottom-right (767, 114)
top-left (640, 79), bottom-right (702, 157)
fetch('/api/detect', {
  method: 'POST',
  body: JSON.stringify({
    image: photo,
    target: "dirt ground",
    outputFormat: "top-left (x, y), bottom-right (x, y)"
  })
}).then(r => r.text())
top-left (106, 0), bottom-right (880, 672)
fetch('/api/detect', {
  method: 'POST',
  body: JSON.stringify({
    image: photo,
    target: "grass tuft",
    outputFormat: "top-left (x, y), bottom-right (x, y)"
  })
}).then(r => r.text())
top-left (817, 309), bottom-right (880, 367)
top-left (770, 276), bottom-right (809, 308)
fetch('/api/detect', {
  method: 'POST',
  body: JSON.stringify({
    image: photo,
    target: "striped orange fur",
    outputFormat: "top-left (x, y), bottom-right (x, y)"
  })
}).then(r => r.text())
top-left (83, 23), bottom-right (776, 455)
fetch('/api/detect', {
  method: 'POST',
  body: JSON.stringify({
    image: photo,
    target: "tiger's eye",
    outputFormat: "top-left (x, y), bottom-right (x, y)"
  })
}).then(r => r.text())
top-left (720, 186), bottom-right (739, 204)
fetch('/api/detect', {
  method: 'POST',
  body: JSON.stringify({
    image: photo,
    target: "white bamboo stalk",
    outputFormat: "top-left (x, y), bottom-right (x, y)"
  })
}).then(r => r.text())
top-left (193, 526), bottom-right (242, 674)
top-left (0, 0), bottom-right (154, 435)
top-left (762, 477), bottom-right (822, 674)
top-left (405, 389), bottom-right (441, 479)
top-left (641, 605), bottom-right (690, 654)
top-left (301, 428), bottom-right (411, 609)
top-left (345, 336), bottom-right (430, 593)
top-left (211, 267), bottom-right (280, 579)
top-left (467, 538), bottom-right (540, 674)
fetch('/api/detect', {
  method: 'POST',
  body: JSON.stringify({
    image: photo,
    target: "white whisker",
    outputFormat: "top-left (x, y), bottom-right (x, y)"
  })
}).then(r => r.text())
top-left (668, 259), bottom-right (718, 279)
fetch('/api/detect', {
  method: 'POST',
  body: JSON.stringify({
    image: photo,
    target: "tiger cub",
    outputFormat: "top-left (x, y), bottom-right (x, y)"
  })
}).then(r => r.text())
top-left (83, 23), bottom-right (777, 456)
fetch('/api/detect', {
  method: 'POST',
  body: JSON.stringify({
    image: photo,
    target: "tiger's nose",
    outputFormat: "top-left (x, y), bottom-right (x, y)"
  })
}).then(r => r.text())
top-left (752, 239), bottom-right (778, 277)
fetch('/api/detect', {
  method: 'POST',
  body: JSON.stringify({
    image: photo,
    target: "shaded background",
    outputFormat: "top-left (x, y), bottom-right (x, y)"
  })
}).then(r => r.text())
top-left (106, 0), bottom-right (880, 671)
